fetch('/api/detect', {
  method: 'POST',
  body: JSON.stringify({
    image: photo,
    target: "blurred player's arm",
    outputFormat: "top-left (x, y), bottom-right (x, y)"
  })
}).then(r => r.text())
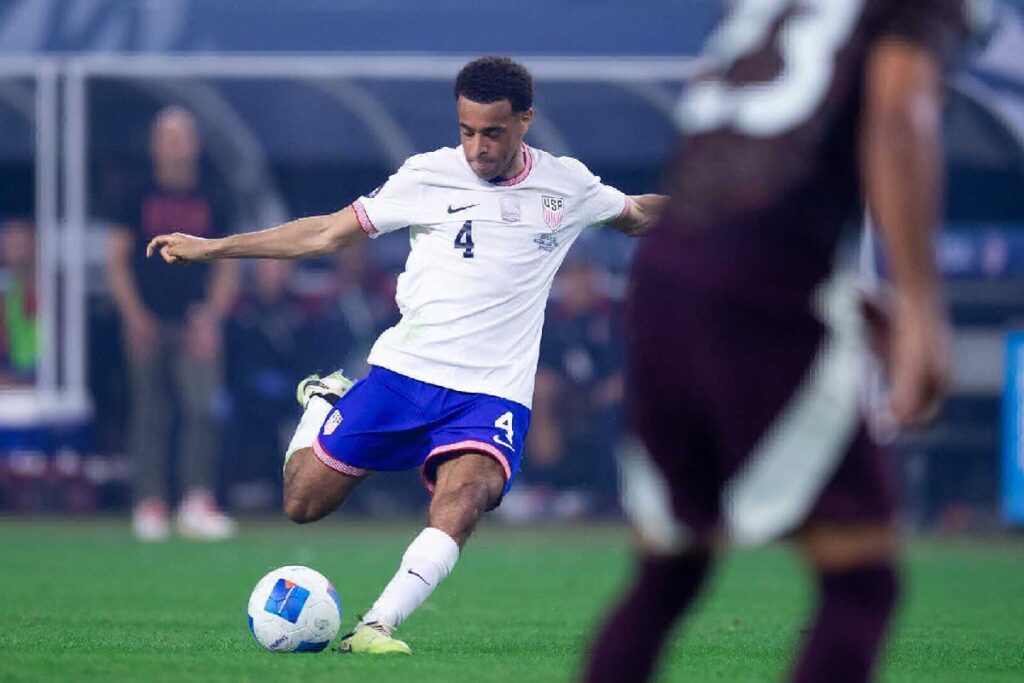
top-left (606, 194), bottom-right (667, 236)
top-left (146, 206), bottom-right (367, 264)
top-left (108, 227), bottom-right (150, 321)
top-left (108, 226), bottom-right (159, 356)
top-left (862, 38), bottom-right (951, 426)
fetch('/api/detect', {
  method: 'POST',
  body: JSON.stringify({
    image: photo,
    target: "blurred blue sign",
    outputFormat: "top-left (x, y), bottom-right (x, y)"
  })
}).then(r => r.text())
top-left (937, 227), bottom-right (1024, 278)
top-left (1002, 331), bottom-right (1024, 525)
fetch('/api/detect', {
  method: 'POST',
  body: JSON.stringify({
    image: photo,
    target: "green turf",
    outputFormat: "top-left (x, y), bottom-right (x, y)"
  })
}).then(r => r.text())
top-left (0, 520), bottom-right (1021, 682)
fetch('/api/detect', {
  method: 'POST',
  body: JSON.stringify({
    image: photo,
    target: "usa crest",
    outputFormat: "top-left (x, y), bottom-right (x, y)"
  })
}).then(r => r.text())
top-left (542, 195), bottom-right (565, 230)
top-left (323, 410), bottom-right (343, 436)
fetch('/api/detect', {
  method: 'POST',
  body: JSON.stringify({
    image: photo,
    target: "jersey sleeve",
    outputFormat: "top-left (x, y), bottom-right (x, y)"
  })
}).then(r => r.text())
top-left (876, 0), bottom-right (973, 66)
top-left (351, 160), bottom-right (422, 238)
top-left (561, 157), bottom-right (631, 227)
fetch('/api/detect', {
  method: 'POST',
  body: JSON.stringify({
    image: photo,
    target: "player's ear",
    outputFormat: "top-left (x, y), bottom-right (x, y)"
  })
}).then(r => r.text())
top-left (519, 107), bottom-right (534, 132)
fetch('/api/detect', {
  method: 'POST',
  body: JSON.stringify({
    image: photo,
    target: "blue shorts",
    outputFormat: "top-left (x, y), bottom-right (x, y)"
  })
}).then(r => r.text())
top-left (312, 366), bottom-right (531, 499)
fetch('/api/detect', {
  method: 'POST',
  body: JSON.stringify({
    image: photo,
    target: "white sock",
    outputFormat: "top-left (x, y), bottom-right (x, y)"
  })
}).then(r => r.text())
top-left (363, 527), bottom-right (460, 628)
top-left (284, 396), bottom-right (332, 467)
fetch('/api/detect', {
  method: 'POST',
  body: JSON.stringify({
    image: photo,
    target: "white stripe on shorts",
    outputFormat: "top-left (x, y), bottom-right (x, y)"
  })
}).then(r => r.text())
top-left (722, 269), bottom-right (867, 546)
top-left (618, 437), bottom-right (690, 554)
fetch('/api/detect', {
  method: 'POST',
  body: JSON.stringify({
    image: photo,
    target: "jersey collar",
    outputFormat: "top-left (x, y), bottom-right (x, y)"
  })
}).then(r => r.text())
top-left (488, 144), bottom-right (533, 187)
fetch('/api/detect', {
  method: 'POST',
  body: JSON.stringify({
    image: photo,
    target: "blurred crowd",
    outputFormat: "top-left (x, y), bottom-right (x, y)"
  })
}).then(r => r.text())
top-left (0, 217), bottom-right (37, 388)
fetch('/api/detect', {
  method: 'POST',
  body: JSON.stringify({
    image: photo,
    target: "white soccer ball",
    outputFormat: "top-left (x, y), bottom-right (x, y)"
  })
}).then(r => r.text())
top-left (246, 565), bottom-right (342, 653)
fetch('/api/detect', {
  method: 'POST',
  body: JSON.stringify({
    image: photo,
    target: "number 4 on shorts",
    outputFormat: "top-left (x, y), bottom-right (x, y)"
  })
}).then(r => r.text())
top-left (493, 411), bottom-right (514, 450)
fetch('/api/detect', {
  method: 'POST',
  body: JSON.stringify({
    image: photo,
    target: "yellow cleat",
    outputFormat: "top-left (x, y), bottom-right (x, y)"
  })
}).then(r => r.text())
top-left (336, 621), bottom-right (412, 655)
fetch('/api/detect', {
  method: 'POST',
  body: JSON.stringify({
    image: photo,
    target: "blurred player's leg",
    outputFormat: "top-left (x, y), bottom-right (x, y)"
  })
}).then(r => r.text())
top-left (343, 453), bottom-right (502, 654)
top-left (789, 524), bottom-right (900, 683)
top-left (174, 331), bottom-right (234, 539)
top-left (582, 549), bottom-right (711, 683)
top-left (128, 330), bottom-right (171, 541)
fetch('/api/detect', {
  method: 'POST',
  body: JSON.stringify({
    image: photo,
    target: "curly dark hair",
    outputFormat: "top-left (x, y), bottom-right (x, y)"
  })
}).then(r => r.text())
top-left (454, 56), bottom-right (533, 113)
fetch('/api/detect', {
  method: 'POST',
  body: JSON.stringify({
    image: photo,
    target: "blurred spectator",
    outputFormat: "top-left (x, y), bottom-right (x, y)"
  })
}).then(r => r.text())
top-left (106, 106), bottom-right (238, 541)
top-left (0, 218), bottom-right (38, 386)
top-left (224, 259), bottom-right (308, 510)
top-left (307, 240), bottom-right (398, 378)
top-left (518, 257), bottom-right (624, 519)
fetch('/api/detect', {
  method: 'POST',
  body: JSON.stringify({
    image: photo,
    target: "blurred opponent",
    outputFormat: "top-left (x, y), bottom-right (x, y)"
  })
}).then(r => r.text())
top-left (583, 2), bottom-right (982, 682)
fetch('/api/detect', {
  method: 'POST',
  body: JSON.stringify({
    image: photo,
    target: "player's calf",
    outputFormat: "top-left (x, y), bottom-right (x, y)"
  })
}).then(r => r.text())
top-left (790, 524), bottom-right (900, 683)
top-left (428, 453), bottom-right (506, 546)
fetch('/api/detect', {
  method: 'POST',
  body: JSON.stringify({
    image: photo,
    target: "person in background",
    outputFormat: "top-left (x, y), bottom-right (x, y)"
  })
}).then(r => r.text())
top-left (304, 239), bottom-right (382, 378)
top-left (107, 106), bottom-right (238, 541)
top-left (0, 218), bottom-right (38, 386)
top-left (525, 256), bottom-right (623, 518)
top-left (225, 259), bottom-right (308, 511)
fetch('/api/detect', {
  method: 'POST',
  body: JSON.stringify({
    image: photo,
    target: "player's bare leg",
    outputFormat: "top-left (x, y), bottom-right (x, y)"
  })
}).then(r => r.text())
top-left (342, 453), bottom-right (505, 655)
top-left (789, 523), bottom-right (900, 683)
top-left (282, 448), bottom-right (364, 524)
top-left (282, 370), bottom-right (363, 524)
top-left (427, 452), bottom-right (505, 546)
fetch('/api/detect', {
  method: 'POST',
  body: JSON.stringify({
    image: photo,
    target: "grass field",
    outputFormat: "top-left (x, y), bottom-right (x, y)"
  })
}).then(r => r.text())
top-left (1, 519), bottom-right (1022, 683)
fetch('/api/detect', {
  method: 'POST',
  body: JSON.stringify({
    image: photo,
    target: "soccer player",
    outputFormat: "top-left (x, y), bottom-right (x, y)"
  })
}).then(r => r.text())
top-left (583, 1), bottom-right (978, 682)
top-left (147, 56), bottom-right (665, 654)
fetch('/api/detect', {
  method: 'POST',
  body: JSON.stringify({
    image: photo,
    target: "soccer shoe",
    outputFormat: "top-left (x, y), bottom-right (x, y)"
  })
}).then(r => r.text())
top-left (336, 620), bottom-right (412, 655)
top-left (175, 491), bottom-right (237, 541)
top-left (132, 498), bottom-right (170, 542)
top-left (296, 370), bottom-right (355, 409)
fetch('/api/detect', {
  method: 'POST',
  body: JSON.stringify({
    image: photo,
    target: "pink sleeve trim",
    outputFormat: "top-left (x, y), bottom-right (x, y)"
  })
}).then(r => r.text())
top-left (615, 195), bottom-right (635, 222)
top-left (420, 440), bottom-right (512, 494)
top-left (313, 438), bottom-right (369, 477)
top-left (352, 200), bottom-right (378, 237)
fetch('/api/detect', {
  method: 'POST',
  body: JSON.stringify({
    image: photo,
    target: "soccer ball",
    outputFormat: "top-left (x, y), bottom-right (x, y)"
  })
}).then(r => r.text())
top-left (246, 566), bottom-right (342, 653)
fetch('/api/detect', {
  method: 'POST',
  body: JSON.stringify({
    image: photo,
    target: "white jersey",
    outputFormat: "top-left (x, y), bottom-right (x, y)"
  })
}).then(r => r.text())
top-left (352, 143), bottom-right (629, 408)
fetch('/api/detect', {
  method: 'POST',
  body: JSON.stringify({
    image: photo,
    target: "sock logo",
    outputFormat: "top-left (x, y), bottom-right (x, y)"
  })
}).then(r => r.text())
top-left (407, 569), bottom-right (431, 586)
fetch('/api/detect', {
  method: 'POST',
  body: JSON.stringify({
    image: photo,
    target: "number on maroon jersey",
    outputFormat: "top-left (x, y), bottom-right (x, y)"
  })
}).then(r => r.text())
top-left (677, 0), bottom-right (863, 137)
top-left (454, 221), bottom-right (475, 258)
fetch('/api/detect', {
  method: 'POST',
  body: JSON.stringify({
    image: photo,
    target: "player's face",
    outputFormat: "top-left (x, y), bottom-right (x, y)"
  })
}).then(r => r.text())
top-left (457, 96), bottom-right (533, 181)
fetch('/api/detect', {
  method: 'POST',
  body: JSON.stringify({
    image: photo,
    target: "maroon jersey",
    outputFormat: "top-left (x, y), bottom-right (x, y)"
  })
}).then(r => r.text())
top-left (664, 0), bottom-right (973, 276)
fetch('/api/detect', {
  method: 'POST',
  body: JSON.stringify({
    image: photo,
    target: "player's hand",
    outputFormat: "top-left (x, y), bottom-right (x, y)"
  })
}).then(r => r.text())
top-left (887, 295), bottom-right (950, 427)
top-left (146, 232), bottom-right (214, 264)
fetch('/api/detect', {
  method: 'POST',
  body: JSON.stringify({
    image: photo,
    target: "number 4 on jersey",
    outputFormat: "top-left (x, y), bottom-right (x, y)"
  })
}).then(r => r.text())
top-left (454, 221), bottom-right (474, 258)
top-left (493, 411), bottom-right (514, 450)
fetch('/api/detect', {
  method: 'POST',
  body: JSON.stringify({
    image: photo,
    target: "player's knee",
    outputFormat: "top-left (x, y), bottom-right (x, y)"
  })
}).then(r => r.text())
top-left (436, 478), bottom-right (499, 513)
top-left (282, 495), bottom-right (310, 524)
top-left (283, 495), bottom-right (323, 525)
top-left (800, 523), bottom-right (897, 572)
top-left (282, 472), bottom-right (325, 525)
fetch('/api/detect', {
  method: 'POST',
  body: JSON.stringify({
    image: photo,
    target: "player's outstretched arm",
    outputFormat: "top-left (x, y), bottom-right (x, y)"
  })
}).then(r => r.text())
top-left (606, 194), bottom-right (667, 236)
top-left (146, 205), bottom-right (367, 264)
top-left (862, 38), bottom-right (951, 427)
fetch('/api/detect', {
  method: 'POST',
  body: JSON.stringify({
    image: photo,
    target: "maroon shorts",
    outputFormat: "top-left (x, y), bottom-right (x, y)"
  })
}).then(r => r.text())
top-left (622, 231), bottom-right (896, 548)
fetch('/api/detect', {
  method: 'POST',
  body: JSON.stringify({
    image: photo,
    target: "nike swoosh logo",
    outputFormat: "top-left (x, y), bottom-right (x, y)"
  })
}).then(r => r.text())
top-left (407, 569), bottom-right (431, 586)
top-left (447, 203), bottom-right (478, 214)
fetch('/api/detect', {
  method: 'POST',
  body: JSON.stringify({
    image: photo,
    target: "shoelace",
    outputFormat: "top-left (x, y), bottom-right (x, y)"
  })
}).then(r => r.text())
top-left (365, 621), bottom-right (392, 636)
top-left (337, 616), bottom-right (397, 650)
